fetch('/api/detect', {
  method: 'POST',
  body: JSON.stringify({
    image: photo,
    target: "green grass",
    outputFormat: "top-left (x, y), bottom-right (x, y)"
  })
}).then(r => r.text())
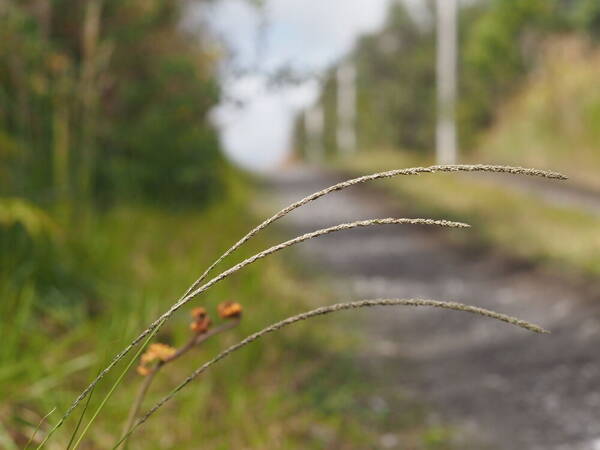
top-left (336, 37), bottom-right (600, 281)
top-left (340, 151), bottom-right (600, 278)
top-left (478, 36), bottom-right (600, 191)
top-left (1, 176), bottom-right (453, 449)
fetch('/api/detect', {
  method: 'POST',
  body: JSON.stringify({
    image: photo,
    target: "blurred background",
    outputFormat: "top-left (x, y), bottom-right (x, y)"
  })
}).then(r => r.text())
top-left (2, 0), bottom-right (600, 448)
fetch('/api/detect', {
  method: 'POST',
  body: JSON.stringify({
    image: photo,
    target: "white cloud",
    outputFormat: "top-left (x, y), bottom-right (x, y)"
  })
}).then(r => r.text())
top-left (203, 0), bottom-right (393, 171)
top-left (213, 77), bottom-right (320, 172)
top-left (261, 0), bottom-right (389, 69)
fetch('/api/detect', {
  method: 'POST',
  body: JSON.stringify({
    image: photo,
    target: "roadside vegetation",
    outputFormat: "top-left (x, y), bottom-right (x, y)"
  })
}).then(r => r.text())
top-left (3, 0), bottom-right (595, 448)
top-left (0, 1), bottom-right (410, 447)
top-left (341, 151), bottom-right (600, 278)
top-left (296, 0), bottom-right (600, 280)
top-left (295, 0), bottom-right (600, 160)
top-left (3, 169), bottom-right (503, 449)
top-left (333, 29), bottom-right (600, 279)
top-left (479, 37), bottom-right (600, 191)
top-left (0, 175), bottom-right (387, 449)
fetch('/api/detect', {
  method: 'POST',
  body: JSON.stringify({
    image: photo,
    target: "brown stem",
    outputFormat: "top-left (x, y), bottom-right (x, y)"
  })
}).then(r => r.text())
top-left (120, 369), bottom-right (157, 449)
top-left (118, 319), bottom-right (240, 449)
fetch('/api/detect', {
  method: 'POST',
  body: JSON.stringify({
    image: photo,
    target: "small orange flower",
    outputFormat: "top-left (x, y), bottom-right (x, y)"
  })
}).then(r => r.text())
top-left (149, 343), bottom-right (177, 361)
top-left (136, 365), bottom-right (152, 376)
top-left (191, 307), bottom-right (208, 320)
top-left (218, 301), bottom-right (243, 319)
top-left (137, 343), bottom-right (176, 376)
top-left (190, 316), bottom-right (212, 334)
top-left (140, 351), bottom-right (156, 365)
top-left (140, 343), bottom-right (176, 365)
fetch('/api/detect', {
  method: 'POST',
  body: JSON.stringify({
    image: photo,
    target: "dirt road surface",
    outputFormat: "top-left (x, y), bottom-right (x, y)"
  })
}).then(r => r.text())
top-left (265, 167), bottom-right (600, 450)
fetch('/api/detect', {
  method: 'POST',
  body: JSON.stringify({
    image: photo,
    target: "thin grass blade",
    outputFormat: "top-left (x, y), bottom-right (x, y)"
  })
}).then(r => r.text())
top-left (66, 376), bottom-right (97, 450)
top-left (24, 408), bottom-right (56, 450)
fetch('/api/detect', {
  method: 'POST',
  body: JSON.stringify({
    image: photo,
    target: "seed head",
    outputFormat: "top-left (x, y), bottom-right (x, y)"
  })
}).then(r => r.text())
top-left (148, 343), bottom-right (177, 361)
top-left (136, 365), bottom-right (152, 377)
top-left (140, 343), bottom-right (176, 366)
top-left (191, 307), bottom-right (208, 320)
top-left (218, 301), bottom-right (243, 319)
top-left (137, 343), bottom-right (176, 376)
top-left (190, 315), bottom-right (212, 334)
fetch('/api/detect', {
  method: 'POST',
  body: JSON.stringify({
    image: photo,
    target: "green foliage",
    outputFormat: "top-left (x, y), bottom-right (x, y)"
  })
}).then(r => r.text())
top-left (0, 198), bottom-right (57, 237)
top-left (0, 197), bottom-right (95, 321)
top-left (103, 53), bottom-right (223, 205)
top-left (422, 426), bottom-right (454, 449)
top-left (479, 37), bottom-right (600, 190)
top-left (294, 2), bottom-right (436, 158)
top-left (0, 0), bottom-right (227, 343)
top-left (459, 0), bottom-right (559, 147)
top-left (0, 183), bottom-right (387, 448)
top-left (0, 0), bottom-right (225, 206)
top-left (0, 7), bottom-right (230, 442)
top-left (572, 0), bottom-right (600, 38)
top-left (356, 2), bottom-right (436, 152)
top-left (297, 0), bottom-right (600, 158)
top-left (456, 0), bottom-right (598, 147)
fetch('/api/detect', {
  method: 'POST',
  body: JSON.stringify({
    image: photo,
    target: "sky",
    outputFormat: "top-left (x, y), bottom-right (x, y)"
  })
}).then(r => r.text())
top-left (201, 0), bottom-right (394, 171)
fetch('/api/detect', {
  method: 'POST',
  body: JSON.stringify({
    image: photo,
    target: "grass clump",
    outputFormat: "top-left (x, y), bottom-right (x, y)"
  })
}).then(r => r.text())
top-left (29, 165), bottom-right (562, 448)
top-left (4, 189), bottom-right (398, 448)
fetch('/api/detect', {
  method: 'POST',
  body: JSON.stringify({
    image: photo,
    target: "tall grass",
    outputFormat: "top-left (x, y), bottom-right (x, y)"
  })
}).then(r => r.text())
top-left (34, 165), bottom-right (564, 447)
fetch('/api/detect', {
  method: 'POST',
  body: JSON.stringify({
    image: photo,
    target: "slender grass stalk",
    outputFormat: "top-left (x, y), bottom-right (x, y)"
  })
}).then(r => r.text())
top-left (69, 320), bottom-right (165, 450)
top-left (54, 217), bottom-right (468, 435)
top-left (23, 408), bottom-right (56, 450)
top-left (38, 318), bottom-right (165, 450)
top-left (114, 298), bottom-right (548, 446)
top-left (66, 380), bottom-right (96, 450)
top-left (182, 165), bottom-right (567, 297)
top-left (52, 165), bottom-right (566, 445)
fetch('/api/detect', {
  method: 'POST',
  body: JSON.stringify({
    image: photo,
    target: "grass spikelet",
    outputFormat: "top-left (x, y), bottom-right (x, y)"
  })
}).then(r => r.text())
top-left (115, 298), bottom-right (548, 445)
top-left (185, 164), bottom-right (566, 296)
top-left (57, 218), bottom-right (467, 432)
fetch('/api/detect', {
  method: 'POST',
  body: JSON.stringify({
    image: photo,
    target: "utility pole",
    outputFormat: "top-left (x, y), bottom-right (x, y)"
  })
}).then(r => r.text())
top-left (305, 104), bottom-right (324, 163)
top-left (436, 0), bottom-right (458, 165)
top-left (336, 61), bottom-right (357, 156)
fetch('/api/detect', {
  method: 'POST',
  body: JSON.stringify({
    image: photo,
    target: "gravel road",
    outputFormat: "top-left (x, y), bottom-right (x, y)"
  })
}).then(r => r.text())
top-left (265, 166), bottom-right (600, 450)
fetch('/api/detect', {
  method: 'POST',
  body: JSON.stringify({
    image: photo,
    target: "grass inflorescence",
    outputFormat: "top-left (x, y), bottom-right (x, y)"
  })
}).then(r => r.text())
top-left (116, 297), bottom-right (547, 447)
top-left (39, 165), bottom-right (564, 447)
